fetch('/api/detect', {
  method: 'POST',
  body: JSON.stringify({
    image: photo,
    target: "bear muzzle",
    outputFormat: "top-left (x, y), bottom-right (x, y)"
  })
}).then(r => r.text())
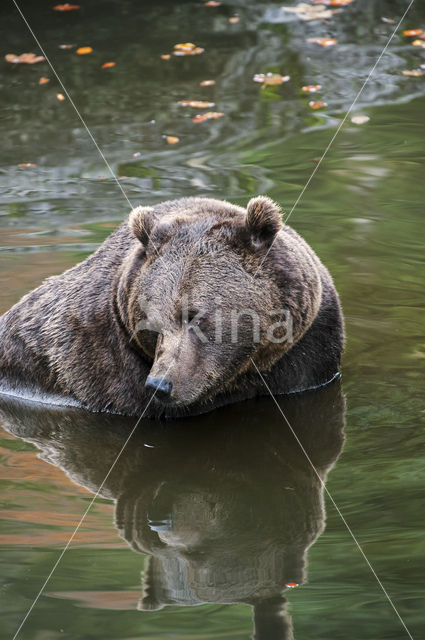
top-left (145, 376), bottom-right (173, 402)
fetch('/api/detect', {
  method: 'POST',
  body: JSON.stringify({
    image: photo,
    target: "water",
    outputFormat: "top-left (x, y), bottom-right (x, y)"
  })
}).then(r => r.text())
top-left (1, 0), bottom-right (424, 638)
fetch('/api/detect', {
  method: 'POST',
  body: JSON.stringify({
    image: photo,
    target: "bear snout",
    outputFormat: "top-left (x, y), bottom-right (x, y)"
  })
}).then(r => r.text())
top-left (145, 376), bottom-right (173, 402)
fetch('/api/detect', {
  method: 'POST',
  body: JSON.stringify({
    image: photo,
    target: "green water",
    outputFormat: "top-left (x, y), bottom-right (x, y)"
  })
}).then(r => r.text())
top-left (1, 0), bottom-right (424, 638)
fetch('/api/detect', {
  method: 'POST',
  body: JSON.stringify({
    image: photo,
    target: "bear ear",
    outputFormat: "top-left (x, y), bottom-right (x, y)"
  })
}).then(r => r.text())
top-left (245, 196), bottom-right (282, 247)
top-left (129, 206), bottom-right (157, 246)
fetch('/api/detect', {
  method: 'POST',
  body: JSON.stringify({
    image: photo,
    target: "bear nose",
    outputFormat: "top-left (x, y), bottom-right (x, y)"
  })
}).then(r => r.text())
top-left (145, 376), bottom-right (173, 400)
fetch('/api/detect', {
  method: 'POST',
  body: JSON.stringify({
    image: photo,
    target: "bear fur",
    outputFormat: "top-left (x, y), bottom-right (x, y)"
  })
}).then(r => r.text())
top-left (0, 196), bottom-right (344, 417)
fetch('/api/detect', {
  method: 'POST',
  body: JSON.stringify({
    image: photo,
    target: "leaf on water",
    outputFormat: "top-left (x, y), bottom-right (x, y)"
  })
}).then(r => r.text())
top-left (403, 29), bottom-right (423, 36)
top-left (253, 73), bottom-right (290, 86)
top-left (402, 69), bottom-right (424, 77)
top-left (173, 43), bottom-right (204, 56)
top-left (205, 1), bottom-right (221, 6)
top-left (307, 37), bottom-right (338, 47)
top-left (312, 0), bottom-right (354, 5)
top-left (301, 84), bottom-right (322, 92)
top-left (160, 54), bottom-right (171, 60)
top-left (179, 100), bottom-right (215, 108)
top-left (76, 46), bottom-right (93, 55)
top-left (381, 17), bottom-right (395, 24)
top-left (39, 76), bottom-right (50, 85)
top-left (166, 136), bottom-right (180, 145)
top-left (229, 16), bottom-right (240, 23)
top-left (53, 3), bottom-right (80, 10)
top-left (200, 79), bottom-right (216, 86)
top-left (284, 4), bottom-right (340, 21)
top-left (285, 582), bottom-right (299, 588)
top-left (309, 100), bottom-right (327, 109)
top-left (5, 52), bottom-right (45, 64)
top-left (101, 62), bottom-right (116, 68)
top-left (59, 44), bottom-right (74, 49)
top-left (56, 92), bottom-right (66, 101)
top-left (351, 115), bottom-right (370, 124)
top-left (192, 111), bottom-right (224, 123)
top-left (18, 163), bottom-right (37, 168)
top-left (411, 39), bottom-right (425, 48)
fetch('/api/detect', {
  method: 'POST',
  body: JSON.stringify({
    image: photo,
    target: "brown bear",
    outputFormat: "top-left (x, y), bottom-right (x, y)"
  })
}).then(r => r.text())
top-left (0, 196), bottom-right (344, 417)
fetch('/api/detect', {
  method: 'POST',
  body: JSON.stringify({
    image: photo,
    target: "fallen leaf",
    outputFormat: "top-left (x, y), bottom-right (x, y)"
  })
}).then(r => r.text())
top-left (205, 0), bottom-right (221, 5)
top-left (307, 37), bottom-right (338, 47)
top-left (200, 79), bottom-right (216, 86)
top-left (301, 84), bottom-right (322, 92)
top-left (285, 582), bottom-right (299, 588)
top-left (403, 29), bottom-right (423, 36)
top-left (166, 136), bottom-right (180, 145)
top-left (284, 4), bottom-right (340, 20)
top-left (179, 100), bottom-right (215, 108)
top-left (160, 54), bottom-right (171, 60)
top-left (56, 92), bottom-right (66, 101)
top-left (309, 100), bottom-right (327, 109)
top-left (18, 163), bottom-right (37, 168)
top-left (229, 16), bottom-right (240, 23)
top-left (59, 44), bottom-right (74, 49)
top-left (412, 39), bottom-right (425, 48)
top-left (53, 3), bottom-right (80, 10)
top-left (173, 43), bottom-right (204, 56)
top-left (5, 52), bottom-right (45, 64)
top-left (313, 0), bottom-right (353, 4)
top-left (192, 111), bottom-right (224, 123)
top-left (253, 72), bottom-right (290, 86)
top-left (38, 76), bottom-right (50, 85)
top-left (76, 46), bottom-right (93, 55)
top-left (351, 115), bottom-right (370, 124)
top-left (381, 17), bottom-right (395, 24)
top-left (402, 69), bottom-right (424, 77)
top-left (101, 62), bottom-right (116, 68)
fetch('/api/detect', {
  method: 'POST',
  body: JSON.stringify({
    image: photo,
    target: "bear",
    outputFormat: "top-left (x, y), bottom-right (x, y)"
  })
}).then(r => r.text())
top-left (0, 196), bottom-right (344, 418)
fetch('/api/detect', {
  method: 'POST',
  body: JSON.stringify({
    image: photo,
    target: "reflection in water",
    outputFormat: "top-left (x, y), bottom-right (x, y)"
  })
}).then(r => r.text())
top-left (0, 382), bottom-right (345, 639)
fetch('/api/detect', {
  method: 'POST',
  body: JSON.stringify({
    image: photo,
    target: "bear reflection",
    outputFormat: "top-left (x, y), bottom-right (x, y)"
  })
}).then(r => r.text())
top-left (0, 382), bottom-right (345, 639)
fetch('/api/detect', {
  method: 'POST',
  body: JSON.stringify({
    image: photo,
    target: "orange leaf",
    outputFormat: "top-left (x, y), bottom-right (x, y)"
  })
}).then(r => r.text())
top-left (301, 84), bottom-right (322, 92)
top-left (101, 62), bottom-right (116, 69)
top-left (179, 100), bottom-right (215, 108)
top-left (309, 100), bottom-right (327, 109)
top-left (402, 69), bottom-right (424, 77)
top-left (5, 52), bottom-right (45, 64)
top-left (76, 46), bottom-right (93, 55)
top-left (173, 43), bottom-right (204, 56)
top-left (192, 111), bottom-right (224, 123)
top-left (59, 44), bottom-right (74, 49)
top-left (412, 39), bottom-right (425, 48)
top-left (285, 582), bottom-right (299, 588)
top-left (166, 136), bottom-right (180, 145)
top-left (18, 163), bottom-right (37, 168)
top-left (253, 73), bottom-right (290, 86)
top-left (307, 37), bottom-right (338, 47)
top-left (200, 79), bottom-right (216, 87)
top-left (205, 1), bottom-right (221, 5)
top-left (38, 77), bottom-right (50, 85)
top-left (403, 29), bottom-right (423, 36)
top-left (313, 0), bottom-right (354, 5)
top-left (56, 93), bottom-right (66, 101)
top-left (229, 16), bottom-right (240, 23)
top-left (53, 3), bottom-right (80, 10)
top-left (160, 54), bottom-right (171, 60)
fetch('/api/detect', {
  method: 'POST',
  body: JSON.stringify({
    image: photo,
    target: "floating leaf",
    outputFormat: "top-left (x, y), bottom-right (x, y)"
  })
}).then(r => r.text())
top-left (307, 37), bottom-right (338, 47)
top-left (192, 111), bottom-right (224, 123)
top-left (301, 84), bottom-right (322, 93)
top-left (160, 54), bottom-right (171, 60)
top-left (309, 100), bottom-right (327, 109)
top-left (166, 136), bottom-right (180, 145)
top-left (38, 76), bottom-right (50, 85)
top-left (402, 69), bottom-right (424, 77)
top-left (253, 72), bottom-right (290, 86)
top-left (56, 92), bottom-right (66, 101)
top-left (284, 4), bottom-right (340, 20)
top-left (403, 29), bottom-right (423, 36)
top-left (412, 39), bottom-right (425, 48)
top-left (173, 42), bottom-right (204, 56)
top-left (285, 582), bottom-right (299, 588)
top-left (351, 115), bottom-right (370, 124)
top-left (101, 61), bottom-right (116, 68)
top-left (381, 17), bottom-right (395, 24)
top-left (313, 0), bottom-right (354, 5)
top-left (5, 52), bottom-right (45, 64)
top-left (76, 46), bottom-right (93, 55)
top-left (229, 16), bottom-right (240, 23)
top-left (18, 163), bottom-right (37, 168)
top-left (205, 0), bottom-right (221, 5)
top-left (53, 3), bottom-right (80, 10)
top-left (200, 79), bottom-right (216, 87)
top-left (179, 100), bottom-right (215, 108)
top-left (59, 44), bottom-right (74, 49)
